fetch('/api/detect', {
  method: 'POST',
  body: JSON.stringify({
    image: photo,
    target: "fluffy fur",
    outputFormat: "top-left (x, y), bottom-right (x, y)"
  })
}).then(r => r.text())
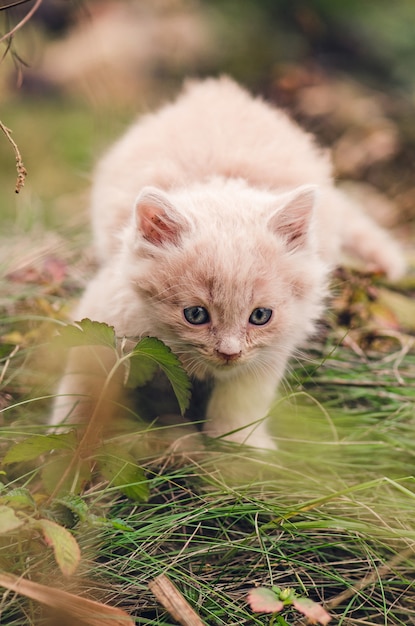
top-left (51, 77), bottom-right (405, 449)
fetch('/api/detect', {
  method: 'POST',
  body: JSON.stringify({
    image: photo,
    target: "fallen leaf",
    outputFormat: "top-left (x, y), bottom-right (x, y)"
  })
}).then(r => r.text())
top-left (376, 287), bottom-right (415, 332)
top-left (6, 256), bottom-right (67, 285)
top-left (247, 587), bottom-right (284, 613)
top-left (42, 256), bottom-right (68, 284)
top-left (0, 571), bottom-right (134, 626)
top-left (293, 597), bottom-right (331, 624)
top-left (33, 519), bottom-right (81, 577)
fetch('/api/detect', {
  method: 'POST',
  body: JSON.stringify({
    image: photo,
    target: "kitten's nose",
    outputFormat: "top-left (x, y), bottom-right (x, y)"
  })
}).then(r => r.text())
top-left (215, 349), bottom-right (242, 363)
top-left (216, 337), bottom-right (242, 362)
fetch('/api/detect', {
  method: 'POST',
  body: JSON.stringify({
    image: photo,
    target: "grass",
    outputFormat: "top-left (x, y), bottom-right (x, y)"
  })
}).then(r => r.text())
top-left (1, 97), bottom-right (415, 626)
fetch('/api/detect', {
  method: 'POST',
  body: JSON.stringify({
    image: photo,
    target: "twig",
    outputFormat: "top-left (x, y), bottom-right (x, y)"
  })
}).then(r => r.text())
top-left (0, 0), bottom-right (43, 44)
top-left (0, 120), bottom-right (27, 192)
top-left (0, 0), bottom-right (35, 12)
top-left (0, 0), bottom-right (34, 11)
top-left (0, 344), bottom-right (19, 386)
top-left (149, 574), bottom-right (206, 626)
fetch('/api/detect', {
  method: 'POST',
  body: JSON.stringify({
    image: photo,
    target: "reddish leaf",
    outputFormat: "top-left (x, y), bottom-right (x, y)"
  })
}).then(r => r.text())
top-left (42, 256), bottom-right (67, 284)
top-left (247, 587), bottom-right (284, 613)
top-left (7, 256), bottom-right (67, 286)
top-left (293, 597), bottom-right (331, 624)
top-left (34, 518), bottom-right (81, 576)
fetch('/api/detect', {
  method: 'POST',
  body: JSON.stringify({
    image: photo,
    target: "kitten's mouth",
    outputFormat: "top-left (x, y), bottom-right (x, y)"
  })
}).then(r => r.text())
top-left (211, 356), bottom-right (243, 372)
top-left (179, 350), bottom-right (244, 379)
top-left (215, 358), bottom-right (240, 367)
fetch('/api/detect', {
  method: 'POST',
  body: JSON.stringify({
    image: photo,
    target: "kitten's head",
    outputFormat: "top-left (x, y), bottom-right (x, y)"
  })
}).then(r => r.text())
top-left (126, 181), bottom-right (329, 380)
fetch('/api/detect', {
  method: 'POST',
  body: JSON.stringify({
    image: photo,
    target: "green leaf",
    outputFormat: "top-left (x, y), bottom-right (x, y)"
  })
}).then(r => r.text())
top-left (54, 319), bottom-right (117, 349)
top-left (109, 518), bottom-right (134, 532)
top-left (96, 444), bottom-right (149, 502)
top-left (128, 337), bottom-right (191, 414)
top-left (126, 345), bottom-right (159, 387)
top-left (3, 433), bottom-right (77, 465)
top-left (0, 488), bottom-right (35, 510)
top-left (41, 454), bottom-right (91, 496)
top-left (54, 494), bottom-right (89, 523)
top-left (0, 505), bottom-right (24, 533)
top-left (33, 518), bottom-right (81, 576)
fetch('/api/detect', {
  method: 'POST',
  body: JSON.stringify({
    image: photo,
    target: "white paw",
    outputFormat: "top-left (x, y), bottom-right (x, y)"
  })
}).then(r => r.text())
top-left (204, 423), bottom-right (277, 450)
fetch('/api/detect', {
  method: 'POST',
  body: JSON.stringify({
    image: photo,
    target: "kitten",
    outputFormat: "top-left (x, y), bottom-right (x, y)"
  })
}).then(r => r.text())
top-left (51, 77), bottom-right (405, 449)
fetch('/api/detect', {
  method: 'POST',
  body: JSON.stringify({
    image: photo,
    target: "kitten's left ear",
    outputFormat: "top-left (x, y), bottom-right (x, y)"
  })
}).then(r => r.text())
top-left (268, 185), bottom-right (318, 252)
top-left (135, 187), bottom-right (189, 246)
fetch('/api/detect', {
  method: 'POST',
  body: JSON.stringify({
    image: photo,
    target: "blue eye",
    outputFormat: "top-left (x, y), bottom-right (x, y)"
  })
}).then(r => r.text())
top-left (249, 307), bottom-right (272, 326)
top-left (183, 306), bottom-right (210, 325)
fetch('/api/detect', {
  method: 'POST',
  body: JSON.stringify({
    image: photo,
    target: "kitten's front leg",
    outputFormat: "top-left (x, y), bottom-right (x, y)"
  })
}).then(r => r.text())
top-left (50, 344), bottom-right (121, 429)
top-left (204, 370), bottom-right (280, 450)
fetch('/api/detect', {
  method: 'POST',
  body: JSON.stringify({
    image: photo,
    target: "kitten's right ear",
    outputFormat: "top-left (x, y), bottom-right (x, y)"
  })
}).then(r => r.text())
top-left (268, 185), bottom-right (318, 252)
top-left (135, 187), bottom-right (189, 246)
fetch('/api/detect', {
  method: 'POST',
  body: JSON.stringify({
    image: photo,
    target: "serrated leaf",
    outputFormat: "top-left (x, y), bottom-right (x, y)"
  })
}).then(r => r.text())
top-left (41, 454), bottom-right (91, 496)
top-left (0, 505), bottom-right (24, 533)
top-left (293, 597), bottom-right (331, 624)
top-left (128, 337), bottom-right (191, 414)
top-left (54, 319), bottom-right (117, 349)
top-left (125, 347), bottom-right (158, 387)
top-left (3, 433), bottom-right (77, 465)
top-left (32, 519), bottom-right (81, 576)
top-left (55, 494), bottom-right (89, 523)
top-left (0, 488), bottom-right (35, 510)
top-left (247, 588), bottom-right (284, 614)
top-left (97, 444), bottom-right (149, 502)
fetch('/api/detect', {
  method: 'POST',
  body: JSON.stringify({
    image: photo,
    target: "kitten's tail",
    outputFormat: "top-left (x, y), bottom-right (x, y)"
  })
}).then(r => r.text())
top-left (325, 187), bottom-right (406, 280)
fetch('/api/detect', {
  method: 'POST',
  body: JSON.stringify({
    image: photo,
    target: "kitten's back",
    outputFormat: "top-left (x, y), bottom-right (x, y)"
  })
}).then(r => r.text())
top-left (91, 77), bottom-right (332, 258)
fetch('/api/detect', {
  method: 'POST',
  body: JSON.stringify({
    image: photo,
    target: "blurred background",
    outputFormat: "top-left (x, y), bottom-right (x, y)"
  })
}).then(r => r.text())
top-left (1, 0), bottom-right (415, 249)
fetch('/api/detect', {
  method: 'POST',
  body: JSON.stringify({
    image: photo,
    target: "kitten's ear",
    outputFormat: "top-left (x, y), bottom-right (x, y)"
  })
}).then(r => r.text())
top-left (268, 185), bottom-right (318, 252)
top-left (135, 187), bottom-right (189, 246)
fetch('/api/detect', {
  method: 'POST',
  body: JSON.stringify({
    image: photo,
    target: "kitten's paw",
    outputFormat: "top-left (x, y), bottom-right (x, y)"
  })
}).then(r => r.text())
top-left (370, 241), bottom-right (406, 281)
top-left (351, 230), bottom-right (406, 281)
top-left (204, 423), bottom-right (277, 450)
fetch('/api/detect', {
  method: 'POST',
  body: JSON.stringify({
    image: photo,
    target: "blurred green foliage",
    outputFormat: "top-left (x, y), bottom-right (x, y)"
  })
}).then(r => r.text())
top-left (204, 0), bottom-right (415, 94)
top-left (2, 0), bottom-right (415, 233)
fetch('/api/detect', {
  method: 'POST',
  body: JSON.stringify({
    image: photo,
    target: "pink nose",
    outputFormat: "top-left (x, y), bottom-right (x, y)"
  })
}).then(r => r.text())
top-left (215, 349), bottom-right (242, 362)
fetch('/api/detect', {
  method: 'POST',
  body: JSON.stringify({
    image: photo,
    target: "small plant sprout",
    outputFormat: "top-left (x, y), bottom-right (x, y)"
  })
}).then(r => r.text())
top-left (247, 585), bottom-right (331, 625)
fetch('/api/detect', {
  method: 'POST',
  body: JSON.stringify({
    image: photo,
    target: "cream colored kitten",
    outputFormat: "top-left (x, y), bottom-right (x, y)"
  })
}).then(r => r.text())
top-left (51, 77), bottom-right (405, 449)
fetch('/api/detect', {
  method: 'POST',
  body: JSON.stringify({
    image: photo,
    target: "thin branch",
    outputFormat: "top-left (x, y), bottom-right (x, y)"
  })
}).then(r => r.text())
top-left (0, 0), bottom-right (42, 44)
top-left (149, 574), bottom-right (206, 626)
top-left (0, 0), bottom-right (34, 12)
top-left (0, 120), bottom-right (27, 192)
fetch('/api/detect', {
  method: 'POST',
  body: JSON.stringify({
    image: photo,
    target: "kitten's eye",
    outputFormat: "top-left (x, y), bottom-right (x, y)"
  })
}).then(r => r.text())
top-left (183, 306), bottom-right (210, 325)
top-left (249, 307), bottom-right (272, 326)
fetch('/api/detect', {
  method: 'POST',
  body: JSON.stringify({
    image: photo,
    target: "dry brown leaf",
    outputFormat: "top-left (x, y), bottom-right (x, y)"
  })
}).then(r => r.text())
top-left (377, 287), bottom-right (415, 332)
top-left (0, 571), bottom-right (134, 626)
